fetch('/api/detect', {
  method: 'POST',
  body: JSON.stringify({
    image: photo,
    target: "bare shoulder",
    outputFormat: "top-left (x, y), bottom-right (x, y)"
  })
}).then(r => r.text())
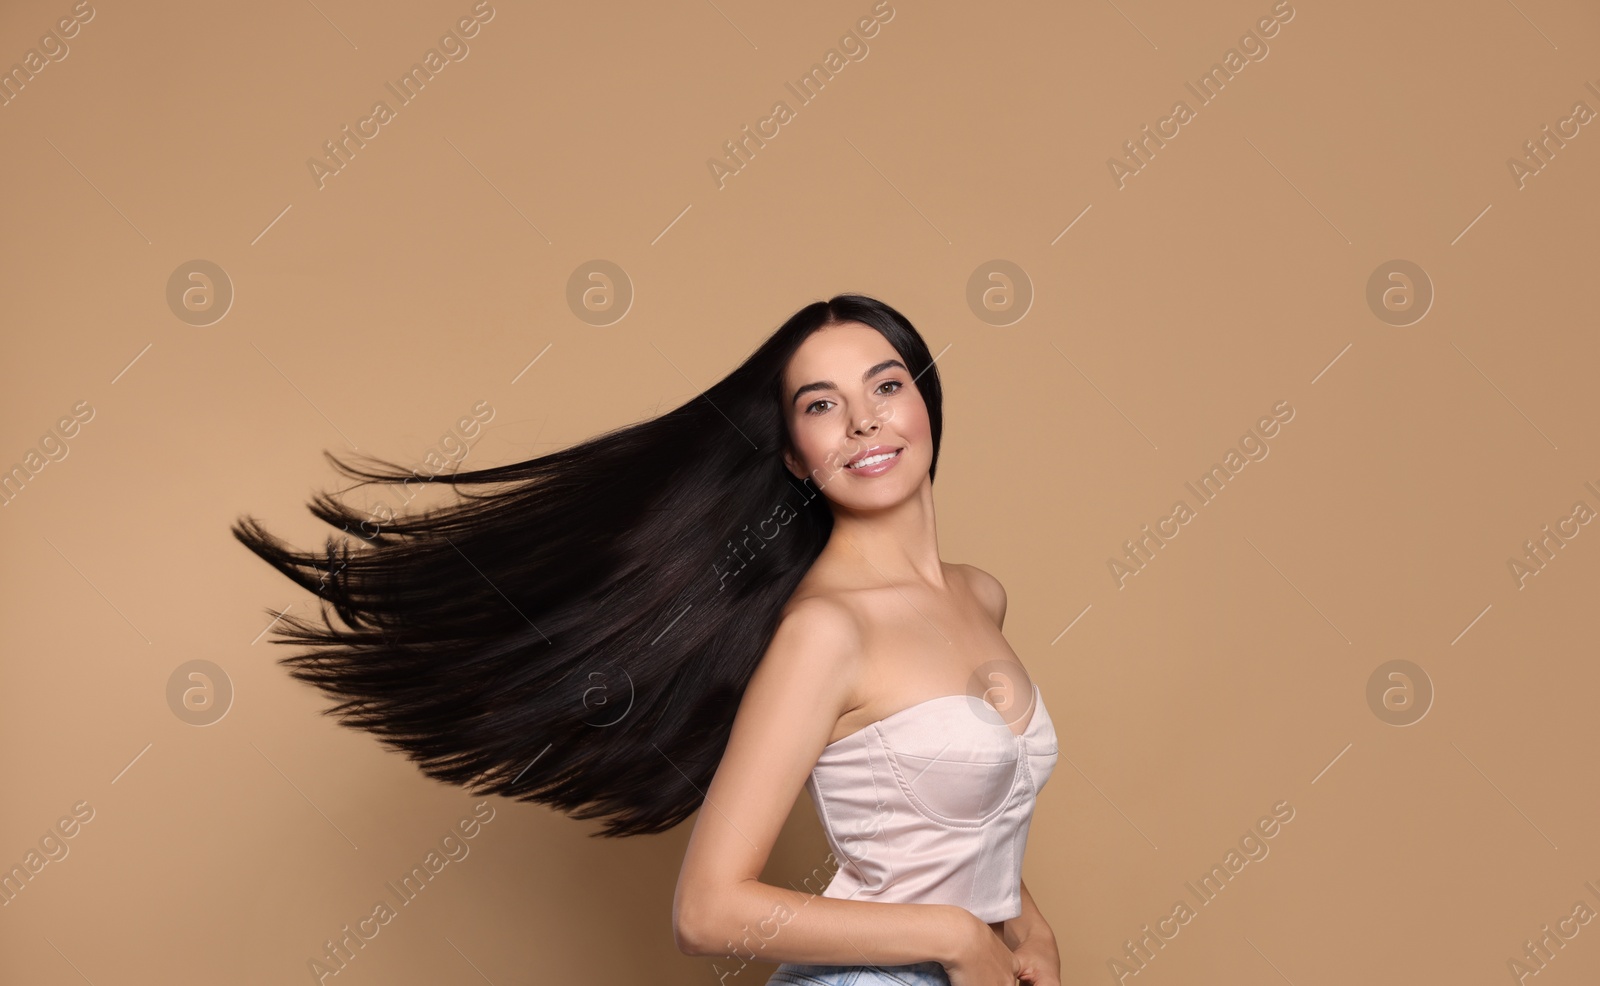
top-left (772, 592), bottom-right (864, 672)
top-left (953, 562), bottom-right (1007, 630)
top-left (769, 591), bottom-right (869, 708)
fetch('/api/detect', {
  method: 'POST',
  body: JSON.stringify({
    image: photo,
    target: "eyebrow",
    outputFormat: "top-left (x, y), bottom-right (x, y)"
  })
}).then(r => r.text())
top-left (790, 358), bottom-right (908, 407)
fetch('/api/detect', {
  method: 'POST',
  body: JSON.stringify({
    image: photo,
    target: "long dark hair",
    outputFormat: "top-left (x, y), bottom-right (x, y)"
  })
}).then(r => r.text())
top-left (231, 294), bottom-right (944, 837)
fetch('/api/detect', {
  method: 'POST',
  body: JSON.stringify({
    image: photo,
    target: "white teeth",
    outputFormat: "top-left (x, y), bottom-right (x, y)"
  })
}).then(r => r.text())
top-left (850, 450), bottom-right (898, 468)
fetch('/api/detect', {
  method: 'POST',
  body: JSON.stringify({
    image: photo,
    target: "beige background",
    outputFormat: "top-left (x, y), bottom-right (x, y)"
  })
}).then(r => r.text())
top-left (3, 0), bottom-right (1598, 983)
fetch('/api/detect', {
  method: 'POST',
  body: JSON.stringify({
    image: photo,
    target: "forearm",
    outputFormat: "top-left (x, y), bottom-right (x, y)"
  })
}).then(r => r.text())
top-left (681, 877), bottom-right (974, 966)
top-left (1001, 879), bottom-right (1056, 950)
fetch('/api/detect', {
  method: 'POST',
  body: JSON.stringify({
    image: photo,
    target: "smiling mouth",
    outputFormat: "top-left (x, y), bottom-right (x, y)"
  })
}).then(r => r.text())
top-left (846, 448), bottom-right (902, 469)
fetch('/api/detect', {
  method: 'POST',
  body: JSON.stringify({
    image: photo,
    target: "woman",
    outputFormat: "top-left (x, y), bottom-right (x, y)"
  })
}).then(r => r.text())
top-left (231, 294), bottom-right (1060, 986)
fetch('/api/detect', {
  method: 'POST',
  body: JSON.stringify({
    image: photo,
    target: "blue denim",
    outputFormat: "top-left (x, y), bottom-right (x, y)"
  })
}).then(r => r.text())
top-left (764, 959), bottom-right (951, 985)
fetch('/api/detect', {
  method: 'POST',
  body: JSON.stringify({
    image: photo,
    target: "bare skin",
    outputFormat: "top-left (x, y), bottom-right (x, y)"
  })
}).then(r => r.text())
top-left (783, 556), bottom-right (1033, 939)
top-left (673, 322), bottom-right (1058, 986)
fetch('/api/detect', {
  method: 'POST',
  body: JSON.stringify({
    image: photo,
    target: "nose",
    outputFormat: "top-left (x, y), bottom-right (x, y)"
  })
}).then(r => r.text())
top-left (853, 415), bottom-right (879, 437)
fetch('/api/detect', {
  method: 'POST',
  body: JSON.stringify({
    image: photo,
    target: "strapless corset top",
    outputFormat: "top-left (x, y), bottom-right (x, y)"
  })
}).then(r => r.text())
top-left (803, 681), bottom-right (1058, 923)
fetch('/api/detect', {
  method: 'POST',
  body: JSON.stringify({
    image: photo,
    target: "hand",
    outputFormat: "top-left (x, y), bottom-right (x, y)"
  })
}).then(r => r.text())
top-left (1011, 928), bottom-right (1061, 986)
top-left (942, 911), bottom-right (1023, 986)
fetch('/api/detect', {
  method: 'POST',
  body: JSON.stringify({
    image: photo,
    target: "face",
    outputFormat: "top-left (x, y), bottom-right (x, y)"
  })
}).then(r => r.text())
top-left (780, 321), bottom-right (932, 510)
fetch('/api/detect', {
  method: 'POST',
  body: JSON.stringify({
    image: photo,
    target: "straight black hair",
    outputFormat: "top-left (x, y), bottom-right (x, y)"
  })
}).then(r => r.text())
top-left (231, 293), bottom-right (944, 837)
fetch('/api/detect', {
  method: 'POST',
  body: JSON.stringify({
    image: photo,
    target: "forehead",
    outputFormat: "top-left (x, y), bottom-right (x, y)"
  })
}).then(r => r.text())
top-left (784, 322), bottom-right (897, 381)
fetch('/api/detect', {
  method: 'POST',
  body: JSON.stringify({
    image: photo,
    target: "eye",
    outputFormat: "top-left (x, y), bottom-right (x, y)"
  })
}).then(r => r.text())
top-left (876, 380), bottom-right (903, 396)
top-left (805, 399), bottom-right (834, 415)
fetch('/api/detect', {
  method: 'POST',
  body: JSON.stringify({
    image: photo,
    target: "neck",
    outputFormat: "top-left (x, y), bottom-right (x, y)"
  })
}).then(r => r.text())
top-left (821, 476), bottom-right (944, 588)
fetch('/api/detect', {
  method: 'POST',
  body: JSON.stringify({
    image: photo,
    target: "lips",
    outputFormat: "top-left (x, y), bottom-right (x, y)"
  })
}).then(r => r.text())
top-left (845, 444), bottom-right (902, 469)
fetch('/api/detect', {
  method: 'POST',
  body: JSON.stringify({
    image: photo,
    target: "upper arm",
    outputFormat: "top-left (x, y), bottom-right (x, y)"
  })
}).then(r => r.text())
top-left (962, 564), bottom-right (1008, 630)
top-left (672, 595), bottom-right (861, 946)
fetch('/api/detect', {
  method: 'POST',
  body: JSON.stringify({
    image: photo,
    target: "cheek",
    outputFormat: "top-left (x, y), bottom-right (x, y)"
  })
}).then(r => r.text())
top-left (791, 420), bottom-right (828, 469)
top-left (893, 399), bottom-right (930, 439)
